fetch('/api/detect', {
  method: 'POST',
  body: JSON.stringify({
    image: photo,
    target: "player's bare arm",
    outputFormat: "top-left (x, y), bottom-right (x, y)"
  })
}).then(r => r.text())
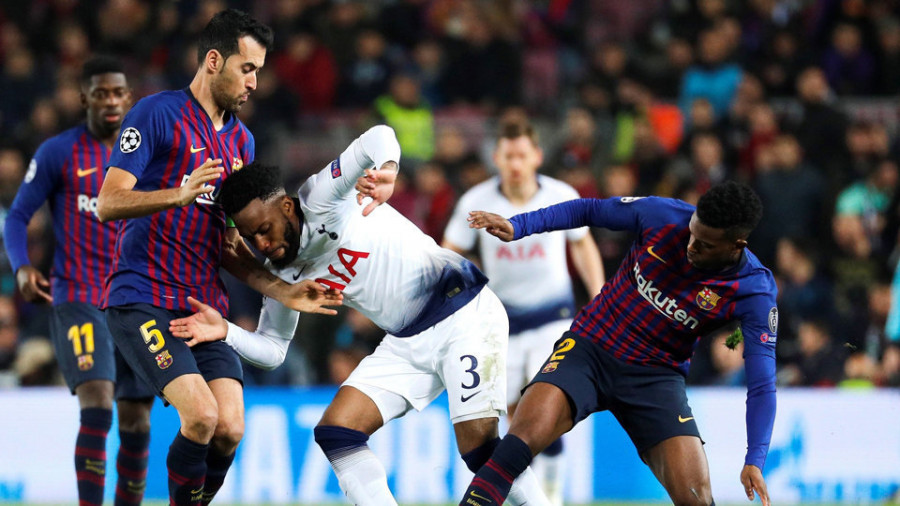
top-left (96, 158), bottom-right (224, 222)
top-left (467, 210), bottom-right (515, 242)
top-left (355, 161), bottom-right (398, 216)
top-left (568, 234), bottom-right (606, 296)
top-left (740, 464), bottom-right (769, 506)
top-left (14, 265), bottom-right (53, 304)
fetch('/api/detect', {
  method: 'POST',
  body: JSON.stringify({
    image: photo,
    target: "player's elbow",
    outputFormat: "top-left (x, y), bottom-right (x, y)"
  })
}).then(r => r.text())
top-left (95, 195), bottom-right (114, 223)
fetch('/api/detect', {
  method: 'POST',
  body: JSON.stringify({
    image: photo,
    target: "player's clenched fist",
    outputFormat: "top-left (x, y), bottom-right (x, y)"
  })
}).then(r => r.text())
top-left (177, 158), bottom-right (224, 206)
top-left (467, 211), bottom-right (515, 242)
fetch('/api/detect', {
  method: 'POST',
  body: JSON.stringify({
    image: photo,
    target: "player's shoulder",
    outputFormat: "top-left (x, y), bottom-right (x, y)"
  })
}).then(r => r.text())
top-left (232, 117), bottom-right (255, 142)
top-left (619, 196), bottom-right (694, 225)
top-left (737, 249), bottom-right (778, 297)
top-left (131, 89), bottom-right (189, 115)
top-left (458, 176), bottom-right (501, 204)
top-left (35, 124), bottom-right (88, 158)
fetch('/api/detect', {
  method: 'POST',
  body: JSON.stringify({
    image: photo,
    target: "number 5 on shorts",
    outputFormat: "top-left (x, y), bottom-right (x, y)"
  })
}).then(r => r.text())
top-left (549, 338), bottom-right (575, 362)
top-left (140, 320), bottom-right (166, 353)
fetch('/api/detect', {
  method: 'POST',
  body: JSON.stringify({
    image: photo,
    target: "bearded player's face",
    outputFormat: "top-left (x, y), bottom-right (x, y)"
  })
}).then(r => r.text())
top-left (210, 36), bottom-right (266, 114)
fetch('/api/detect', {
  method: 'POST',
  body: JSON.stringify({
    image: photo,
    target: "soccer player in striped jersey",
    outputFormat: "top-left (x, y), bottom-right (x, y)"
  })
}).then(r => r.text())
top-left (168, 125), bottom-right (550, 506)
top-left (443, 121), bottom-right (605, 505)
top-left (96, 10), bottom-right (335, 506)
top-left (459, 182), bottom-right (776, 506)
top-left (4, 56), bottom-right (154, 506)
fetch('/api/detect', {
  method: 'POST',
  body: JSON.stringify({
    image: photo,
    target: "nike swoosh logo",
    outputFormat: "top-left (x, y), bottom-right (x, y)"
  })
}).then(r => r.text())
top-left (678, 415), bottom-right (694, 423)
top-left (470, 491), bottom-right (492, 502)
top-left (190, 145), bottom-right (206, 154)
top-left (76, 167), bottom-right (98, 177)
top-left (190, 487), bottom-right (204, 494)
top-left (292, 265), bottom-right (307, 281)
top-left (460, 392), bottom-right (479, 402)
top-left (647, 246), bottom-right (668, 264)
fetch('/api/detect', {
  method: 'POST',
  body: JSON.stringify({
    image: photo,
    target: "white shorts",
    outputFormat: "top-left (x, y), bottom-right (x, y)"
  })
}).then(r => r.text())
top-left (506, 319), bottom-right (572, 406)
top-left (343, 287), bottom-right (508, 425)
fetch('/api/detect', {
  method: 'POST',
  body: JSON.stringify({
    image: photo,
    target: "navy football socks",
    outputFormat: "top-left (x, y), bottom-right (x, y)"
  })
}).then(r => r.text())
top-left (201, 447), bottom-right (236, 504)
top-left (460, 434), bottom-right (533, 506)
top-left (167, 432), bottom-right (208, 506)
top-left (115, 430), bottom-right (149, 506)
top-left (75, 408), bottom-right (112, 506)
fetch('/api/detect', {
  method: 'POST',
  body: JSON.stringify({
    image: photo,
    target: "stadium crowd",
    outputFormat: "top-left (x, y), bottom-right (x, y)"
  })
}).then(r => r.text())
top-left (1, 0), bottom-right (899, 389)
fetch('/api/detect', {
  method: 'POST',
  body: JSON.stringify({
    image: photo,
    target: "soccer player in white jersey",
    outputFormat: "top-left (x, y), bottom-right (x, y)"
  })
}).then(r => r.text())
top-left (168, 125), bottom-right (550, 506)
top-left (443, 121), bottom-right (605, 504)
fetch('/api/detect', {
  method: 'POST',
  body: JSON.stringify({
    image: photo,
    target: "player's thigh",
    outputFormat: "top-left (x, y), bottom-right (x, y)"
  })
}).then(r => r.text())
top-left (318, 385), bottom-right (385, 436)
top-left (340, 338), bottom-right (434, 429)
top-left (505, 382), bottom-right (574, 454)
top-left (642, 435), bottom-right (712, 505)
top-left (162, 373), bottom-right (218, 426)
top-left (51, 302), bottom-right (117, 395)
top-left (105, 303), bottom-right (203, 397)
top-left (207, 377), bottom-right (245, 442)
top-left (440, 288), bottom-right (509, 424)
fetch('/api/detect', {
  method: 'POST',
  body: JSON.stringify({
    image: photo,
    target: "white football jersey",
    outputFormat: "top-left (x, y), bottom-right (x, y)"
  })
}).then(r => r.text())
top-left (272, 125), bottom-right (485, 336)
top-left (444, 175), bottom-right (587, 320)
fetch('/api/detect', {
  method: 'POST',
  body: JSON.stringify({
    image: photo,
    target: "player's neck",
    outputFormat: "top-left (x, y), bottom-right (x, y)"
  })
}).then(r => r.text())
top-left (87, 124), bottom-right (118, 149)
top-left (189, 76), bottom-right (227, 130)
top-left (501, 178), bottom-right (539, 206)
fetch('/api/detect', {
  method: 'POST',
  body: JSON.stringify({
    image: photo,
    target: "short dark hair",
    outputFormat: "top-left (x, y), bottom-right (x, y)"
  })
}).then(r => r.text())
top-left (218, 161), bottom-right (284, 216)
top-left (696, 181), bottom-right (763, 240)
top-left (81, 55), bottom-right (125, 87)
top-left (498, 121), bottom-right (539, 146)
top-left (197, 9), bottom-right (274, 64)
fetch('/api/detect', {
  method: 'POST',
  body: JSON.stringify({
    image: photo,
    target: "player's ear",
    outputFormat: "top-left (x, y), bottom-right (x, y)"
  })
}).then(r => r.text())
top-left (281, 195), bottom-right (294, 216)
top-left (205, 49), bottom-right (223, 73)
top-left (734, 238), bottom-right (748, 251)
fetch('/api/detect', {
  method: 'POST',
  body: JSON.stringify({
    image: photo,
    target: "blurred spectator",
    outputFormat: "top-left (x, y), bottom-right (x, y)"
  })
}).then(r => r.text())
top-left (432, 124), bottom-right (479, 192)
top-left (775, 236), bottom-right (834, 353)
top-left (756, 29), bottom-right (809, 96)
top-left (752, 134), bottom-right (827, 266)
top-left (648, 37), bottom-right (693, 100)
top-left (737, 102), bottom-right (778, 180)
top-left (321, 2), bottom-right (367, 67)
top-left (875, 17), bottom-right (900, 95)
top-left (0, 48), bottom-right (48, 136)
top-left (275, 30), bottom-right (337, 113)
top-left (839, 352), bottom-right (878, 388)
top-left (835, 157), bottom-right (898, 257)
top-left (14, 337), bottom-right (61, 387)
top-left (679, 28), bottom-right (742, 120)
top-left (831, 214), bottom-right (887, 338)
top-left (413, 162), bottom-right (455, 241)
top-left (550, 107), bottom-right (603, 175)
top-left (339, 29), bottom-right (392, 108)
top-left (779, 319), bottom-right (846, 387)
top-left (408, 39), bottom-right (447, 107)
top-left (822, 23), bottom-right (876, 95)
top-left (379, 0), bottom-right (429, 51)
top-left (0, 295), bottom-right (17, 372)
top-left (790, 66), bottom-right (849, 185)
top-left (329, 308), bottom-right (383, 384)
top-left (373, 73), bottom-right (435, 163)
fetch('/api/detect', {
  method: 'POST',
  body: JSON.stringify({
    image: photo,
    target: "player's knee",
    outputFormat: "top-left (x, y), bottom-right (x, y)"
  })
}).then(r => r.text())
top-left (116, 400), bottom-right (153, 433)
top-left (182, 404), bottom-right (219, 441)
top-left (669, 482), bottom-right (713, 506)
top-left (75, 380), bottom-right (115, 410)
top-left (212, 417), bottom-right (245, 453)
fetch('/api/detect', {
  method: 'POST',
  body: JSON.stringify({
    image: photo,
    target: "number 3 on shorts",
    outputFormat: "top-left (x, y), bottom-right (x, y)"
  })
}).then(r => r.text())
top-left (139, 320), bottom-right (166, 353)
top-left (549, 338), bottom-right (575, 362)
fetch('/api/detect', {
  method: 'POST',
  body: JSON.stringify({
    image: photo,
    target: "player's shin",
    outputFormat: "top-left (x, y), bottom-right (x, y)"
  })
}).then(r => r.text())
top-left (314, 425), bottom-right (398, 506)
top-left (460, 434), bottom-right (535, 506)
top-left (75, 408), bottom-right (113, 506)
top-left (114, 430), bottom-right (149, 506)
top-left (200, 447), bottom-right (236, 504)
top-left (167, 432), bottom-right (209, 506)
top-left (461, 436), bottom-right (550, 506)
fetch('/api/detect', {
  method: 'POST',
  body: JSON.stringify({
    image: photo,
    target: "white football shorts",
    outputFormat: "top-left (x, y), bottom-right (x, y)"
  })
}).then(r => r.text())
top-left (343, 287), bottom-right (508, 425)
top-left (506, 319), bottom-right (572, 406)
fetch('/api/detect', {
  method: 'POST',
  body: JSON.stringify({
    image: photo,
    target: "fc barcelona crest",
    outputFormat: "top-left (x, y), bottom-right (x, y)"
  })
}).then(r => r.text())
top-left (542, 361), bottom-right (559, 374)
top-left (695, 287), bottom-right (721, 310)
top-left (156, 350), bottom-right (173, 370)
top-left (232, 157), bottom-right (244, 171)
top-left (77, 354), bottom-right (94, 371)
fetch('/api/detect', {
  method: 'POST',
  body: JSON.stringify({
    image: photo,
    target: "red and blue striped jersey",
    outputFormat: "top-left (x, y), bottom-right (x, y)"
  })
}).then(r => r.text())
top-left (510, 196), bottom-right (779, 470)
top-left (4, 124), bottom-right (115, 305)
top-left (510, 196), bottom-right (778, 375)
top-left (102, 89), bottom-right (254, 315)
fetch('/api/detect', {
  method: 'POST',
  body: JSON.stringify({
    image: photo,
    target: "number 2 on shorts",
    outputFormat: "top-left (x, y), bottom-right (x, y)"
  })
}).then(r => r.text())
top-left (139, 320), bottom-right (166, 353)
top-left (549, 338), bottom-right (575, 362)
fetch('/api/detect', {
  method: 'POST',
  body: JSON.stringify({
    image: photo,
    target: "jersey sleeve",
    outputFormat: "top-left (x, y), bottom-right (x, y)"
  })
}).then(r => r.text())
top-left (443, 190), bottom-right (478, 250)
top-left (736, 277), bottom-right (778, 470)
top-left (3, 141), bottom-right (64, 272)
top-left (558, 183), bottom-right (590, 242)
top-left (510, 196), bottom-right (689, 239)
top-left (223, 294), bottom-right (299, 369)
top-left (300, 125), bottom-right (401, 213)
top-left (106, 96), bottom-right (167, 179)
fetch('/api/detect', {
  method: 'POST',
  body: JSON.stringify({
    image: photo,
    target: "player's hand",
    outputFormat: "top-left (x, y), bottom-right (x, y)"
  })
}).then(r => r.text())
top-left (168, 296), bottom-right (228, 347)
top-left (275, 279), bottom-right (344, 315)
top-left (467, 211), bottom-right (515, 242)
top-left (355, 161), bottom-right (397, 216)
top-left (177, 158), bottom-right (223, 207)
top-left (740, 464), bottom-right (770, 506)
top-left (15, 265), bottom-right (52, 304)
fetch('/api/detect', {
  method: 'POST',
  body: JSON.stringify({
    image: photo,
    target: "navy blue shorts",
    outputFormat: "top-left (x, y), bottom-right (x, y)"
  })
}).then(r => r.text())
top-left (105, 303), bottom-right (243, 399)
top-left (50, 302), bottom-right (153, 399)
top-left (528, 331), bottom-right (701, 457)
